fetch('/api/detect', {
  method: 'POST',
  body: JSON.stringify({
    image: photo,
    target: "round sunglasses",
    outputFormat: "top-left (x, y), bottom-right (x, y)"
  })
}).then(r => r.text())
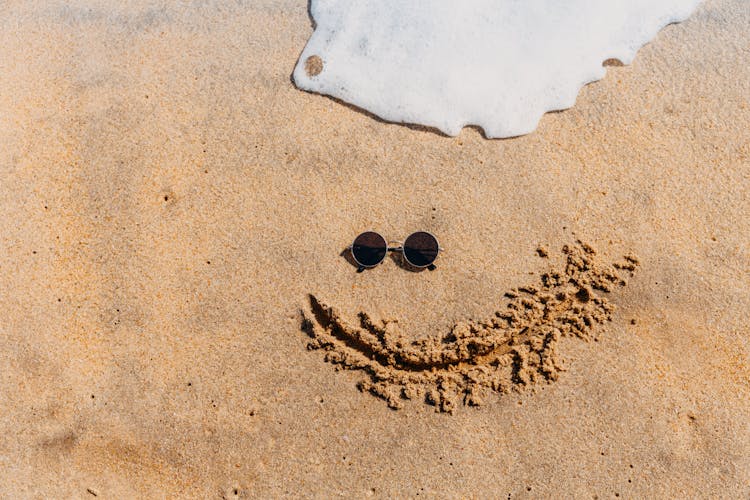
top-left (350, 231), bottom-right (440, 269)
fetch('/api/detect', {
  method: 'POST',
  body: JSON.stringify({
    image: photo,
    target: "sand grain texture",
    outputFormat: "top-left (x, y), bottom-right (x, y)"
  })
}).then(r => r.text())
top-left (0, 0), bottom-right (748, 497)
top-left (304, 243), bottom-right (640, 412)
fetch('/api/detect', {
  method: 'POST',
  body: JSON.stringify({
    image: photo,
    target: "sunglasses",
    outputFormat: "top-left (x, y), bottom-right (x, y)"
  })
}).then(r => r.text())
top-left (349, 231), bottom-right (440, 270)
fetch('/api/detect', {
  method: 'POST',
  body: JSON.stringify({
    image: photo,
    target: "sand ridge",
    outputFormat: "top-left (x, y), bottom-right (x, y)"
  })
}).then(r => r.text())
top-left (302, 242), bottom-right (640, 412)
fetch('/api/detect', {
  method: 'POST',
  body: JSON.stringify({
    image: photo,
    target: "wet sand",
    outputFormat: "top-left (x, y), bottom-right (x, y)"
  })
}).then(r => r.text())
top-left (0, 0), bottom-right (748, 497)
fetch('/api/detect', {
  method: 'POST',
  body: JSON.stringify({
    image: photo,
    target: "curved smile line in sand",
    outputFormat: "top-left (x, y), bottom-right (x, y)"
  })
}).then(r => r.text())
top-left (302, 242), bottom-right (640, 412)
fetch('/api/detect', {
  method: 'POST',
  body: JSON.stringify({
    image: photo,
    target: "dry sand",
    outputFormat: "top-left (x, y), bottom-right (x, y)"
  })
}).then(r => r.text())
top-left (304, 242), bottom-right (641, 412)
top-left (1, 0), bottom-right (748, 497)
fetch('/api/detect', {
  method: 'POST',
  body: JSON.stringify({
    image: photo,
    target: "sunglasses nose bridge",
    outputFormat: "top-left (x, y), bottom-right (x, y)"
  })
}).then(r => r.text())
top-left (386, 240), bottom-right (403, 251)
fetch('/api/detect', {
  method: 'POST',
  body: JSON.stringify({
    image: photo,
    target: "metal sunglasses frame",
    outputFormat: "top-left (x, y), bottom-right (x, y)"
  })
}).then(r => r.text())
top-left (348, 230), bottom-right (442, 269)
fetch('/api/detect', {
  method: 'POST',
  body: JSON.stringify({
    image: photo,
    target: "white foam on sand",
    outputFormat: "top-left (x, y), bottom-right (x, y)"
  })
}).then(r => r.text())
top-left (293, 0), bottom-right (702, 138)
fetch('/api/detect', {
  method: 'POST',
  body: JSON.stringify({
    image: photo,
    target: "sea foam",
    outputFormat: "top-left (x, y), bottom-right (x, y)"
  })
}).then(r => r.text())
top-left (293, 0), bottom-right (702, 138)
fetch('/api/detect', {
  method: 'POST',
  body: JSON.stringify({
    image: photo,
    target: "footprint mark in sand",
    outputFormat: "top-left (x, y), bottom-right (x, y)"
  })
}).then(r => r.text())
top-left (301, 242), bottom-right (639, 412)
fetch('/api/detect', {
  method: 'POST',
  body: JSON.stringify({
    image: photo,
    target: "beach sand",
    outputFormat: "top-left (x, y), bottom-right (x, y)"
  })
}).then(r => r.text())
top-left (0, 0), bottom-right (748, 496)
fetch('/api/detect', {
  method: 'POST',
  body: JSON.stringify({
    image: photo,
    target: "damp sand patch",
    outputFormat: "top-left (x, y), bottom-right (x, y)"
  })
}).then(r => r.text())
top-left (301, 242), bottom-right (639, 412)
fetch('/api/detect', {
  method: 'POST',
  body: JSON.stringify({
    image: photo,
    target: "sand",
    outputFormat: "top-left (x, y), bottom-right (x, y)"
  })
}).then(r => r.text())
top-left (304, 242), bottom-right (640, 412)
top-left (0, 0), bottom-right (748, 497)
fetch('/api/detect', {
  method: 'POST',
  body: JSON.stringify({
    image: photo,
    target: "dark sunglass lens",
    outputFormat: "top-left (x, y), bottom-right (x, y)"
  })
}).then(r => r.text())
top-left (351, 232), bottom-right (388, 267)
top-left (403, 232), bottom-right (439, 267)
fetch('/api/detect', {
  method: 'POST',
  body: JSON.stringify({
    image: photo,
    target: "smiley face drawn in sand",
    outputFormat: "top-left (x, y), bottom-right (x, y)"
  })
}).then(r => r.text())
top-left (301, 242), bottom-right (639, 412)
